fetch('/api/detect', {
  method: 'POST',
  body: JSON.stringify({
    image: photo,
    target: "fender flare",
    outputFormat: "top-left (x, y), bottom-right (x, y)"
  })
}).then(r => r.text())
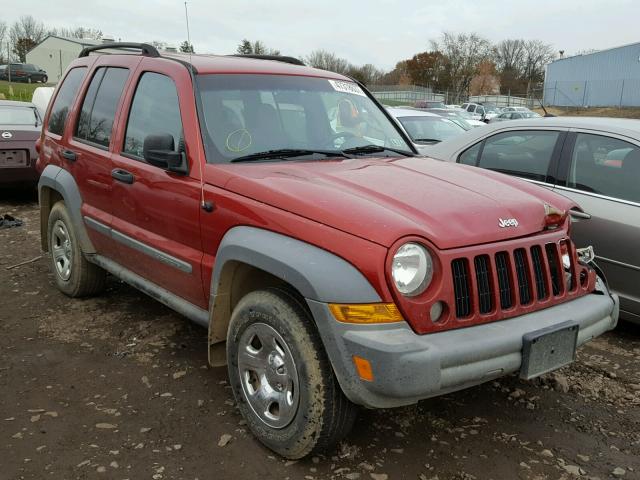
top-left (38, 164), bottom-right (95, 254)
top-left (207, 226), bottom-right (382, 359)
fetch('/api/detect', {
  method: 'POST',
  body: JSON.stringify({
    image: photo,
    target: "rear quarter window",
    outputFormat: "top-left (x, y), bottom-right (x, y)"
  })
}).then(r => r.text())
top-left (47, 67), bottom-right (87, 136)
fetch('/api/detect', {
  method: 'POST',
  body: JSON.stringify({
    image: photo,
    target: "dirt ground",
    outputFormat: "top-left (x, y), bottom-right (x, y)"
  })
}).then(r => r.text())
top-left (1, 191), bottom-right (639, 480)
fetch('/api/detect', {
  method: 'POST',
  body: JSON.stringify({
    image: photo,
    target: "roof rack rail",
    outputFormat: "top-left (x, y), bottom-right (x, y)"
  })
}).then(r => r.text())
top-left (79, 42), bottom-right (160, 58)
top-left (229, 54), bottom-right (305, 66)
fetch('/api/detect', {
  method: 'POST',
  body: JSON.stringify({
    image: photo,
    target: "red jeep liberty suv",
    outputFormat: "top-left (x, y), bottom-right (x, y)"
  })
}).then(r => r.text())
top-left (36, 43), bottom-right (619, 459)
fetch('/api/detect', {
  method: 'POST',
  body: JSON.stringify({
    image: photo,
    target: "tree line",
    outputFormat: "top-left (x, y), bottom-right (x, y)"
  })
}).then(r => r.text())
top-left (381, 33), bottom-right (555, 95)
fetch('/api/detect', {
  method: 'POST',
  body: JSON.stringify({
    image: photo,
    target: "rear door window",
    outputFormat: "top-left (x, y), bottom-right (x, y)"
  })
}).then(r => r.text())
top-left (47, 67), bottom-right (87, 136)
top-left (568, 133), bottom-right (640, 203)
top-left (75, 67), bottom-right (129, 148)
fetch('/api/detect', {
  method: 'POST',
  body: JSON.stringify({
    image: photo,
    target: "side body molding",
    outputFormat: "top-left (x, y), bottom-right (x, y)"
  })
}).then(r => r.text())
top-left (208, 226), bottom-right (382, 364)
top-left (38, 164), bottom-right (96, 254)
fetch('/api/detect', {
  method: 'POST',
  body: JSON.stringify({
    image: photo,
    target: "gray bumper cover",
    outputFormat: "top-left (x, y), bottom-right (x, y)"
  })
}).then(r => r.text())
top-left (307, 289), bottom-right (619, 409)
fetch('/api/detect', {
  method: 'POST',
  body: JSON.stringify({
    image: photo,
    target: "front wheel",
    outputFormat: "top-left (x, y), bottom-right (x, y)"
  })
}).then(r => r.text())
top-left (227, 288), bottom-right (358, 459)
top-left (41, 75), bottom-right (48, 83)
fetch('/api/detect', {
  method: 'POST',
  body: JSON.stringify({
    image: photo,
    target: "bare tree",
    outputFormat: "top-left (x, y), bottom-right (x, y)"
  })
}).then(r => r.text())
top-left (522, 40), bottom-right (555, 93)
top-left (305, 50), bottom-right (350, 75)
top-left (9, 15), bottom-right (46, 62)
top-left (236, 39), bottom-right (280, 56)
top-left (348, 63), bottom-right (385, 86)
top-left (430, 32), bottom-right (492, 96)
top-left (0, 21), bottom-right (7, 63)
top-left (52, 26), bottom-right (103, 40)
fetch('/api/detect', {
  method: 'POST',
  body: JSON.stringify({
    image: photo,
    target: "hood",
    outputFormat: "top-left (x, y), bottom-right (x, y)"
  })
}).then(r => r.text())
top-left (212, 157), bottom-right (576, 250)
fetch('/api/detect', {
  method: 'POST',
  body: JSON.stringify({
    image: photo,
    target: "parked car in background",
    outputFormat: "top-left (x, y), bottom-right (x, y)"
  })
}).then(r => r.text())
top-left (37, 43), bottom-right (618, 458)
top-left (0, 65), bottom-right (7, 79)
top-left (0, 100), bottom-right (42, 188)
top-left (426, 117), bottom-right (640, 324)
top-left (446, 104), bottom-right (462, 109)
top-left (460, 102), bottom-right (502, 122)
top-left (489, 111), bottom-right (542, 123)
top-left (387, 107), bottom-right (467, 153)
top-left (502, 106), bottom-right (533, 113)
top-left (0, 63), bottom-right (49, 83)
top-left (425, 107), bottom-right (487, 128)
top-left (414, 100), bottom-right (446, 109)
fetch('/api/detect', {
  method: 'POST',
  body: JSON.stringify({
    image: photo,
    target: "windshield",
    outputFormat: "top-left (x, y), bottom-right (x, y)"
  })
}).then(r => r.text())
top-left (196, 74), bottom-right (412, 163)
top-left (397, 116), bottom-right (466, 143)
top-left (0, 106), bottom-right (39, 125)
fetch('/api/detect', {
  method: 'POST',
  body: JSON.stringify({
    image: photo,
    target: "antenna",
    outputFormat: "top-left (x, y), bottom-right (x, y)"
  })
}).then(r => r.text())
top-left (184, 1), bottom-right (211, 212)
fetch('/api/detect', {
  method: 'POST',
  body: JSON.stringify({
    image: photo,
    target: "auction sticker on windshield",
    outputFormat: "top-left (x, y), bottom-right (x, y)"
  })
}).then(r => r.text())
top-left (328, 79), bottom-right (366, 97)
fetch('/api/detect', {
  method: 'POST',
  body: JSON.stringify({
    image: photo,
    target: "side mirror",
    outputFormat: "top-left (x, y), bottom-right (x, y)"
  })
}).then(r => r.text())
top-left (143, 133), bottom-right (188, 174)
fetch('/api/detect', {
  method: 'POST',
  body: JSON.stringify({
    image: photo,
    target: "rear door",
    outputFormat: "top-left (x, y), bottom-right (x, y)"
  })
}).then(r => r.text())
top-left (108, 59), bottom-right (206, 308)
top-left (554, 131), bottom-right (640, 319)
top-left (64, 56), bottom-right (139, 258)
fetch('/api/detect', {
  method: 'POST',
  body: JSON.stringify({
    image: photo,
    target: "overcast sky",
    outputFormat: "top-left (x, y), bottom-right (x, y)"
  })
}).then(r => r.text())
top-left (11, 0), bottom-right (640, 70)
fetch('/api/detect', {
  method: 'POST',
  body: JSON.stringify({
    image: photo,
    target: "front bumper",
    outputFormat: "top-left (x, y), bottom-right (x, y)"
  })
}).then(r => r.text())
top-left (307, 283), bottom-right (619, 409)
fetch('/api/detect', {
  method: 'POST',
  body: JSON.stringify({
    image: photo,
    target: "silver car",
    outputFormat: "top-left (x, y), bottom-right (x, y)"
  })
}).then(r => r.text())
top-left (387, 107), bottom-right (467, 155)
top-left (489, 111), bottom-right (542, 123)
top-left (426, 117), bottom-right (640, 323)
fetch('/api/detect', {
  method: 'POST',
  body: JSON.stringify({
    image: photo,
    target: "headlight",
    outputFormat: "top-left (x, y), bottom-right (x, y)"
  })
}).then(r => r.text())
top-left (391, 242), bottom-right (433, 296)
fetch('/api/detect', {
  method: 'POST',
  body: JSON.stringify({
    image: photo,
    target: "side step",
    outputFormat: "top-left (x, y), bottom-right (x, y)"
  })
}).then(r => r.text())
top-left (90, 254), bottom-right (209, 327)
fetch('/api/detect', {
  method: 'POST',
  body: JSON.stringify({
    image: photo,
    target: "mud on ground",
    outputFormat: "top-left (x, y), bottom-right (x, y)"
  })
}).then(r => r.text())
top-left (1, 192), bottom-right (639, 480)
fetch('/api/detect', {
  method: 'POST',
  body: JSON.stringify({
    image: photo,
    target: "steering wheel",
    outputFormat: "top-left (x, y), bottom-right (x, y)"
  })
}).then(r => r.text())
top-left (328, 130), bottom-right (358, 149)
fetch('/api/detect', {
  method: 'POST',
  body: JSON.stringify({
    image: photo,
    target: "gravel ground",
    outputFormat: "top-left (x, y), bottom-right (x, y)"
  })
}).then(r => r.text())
top-left (1, 191), bottom-right (639, 480)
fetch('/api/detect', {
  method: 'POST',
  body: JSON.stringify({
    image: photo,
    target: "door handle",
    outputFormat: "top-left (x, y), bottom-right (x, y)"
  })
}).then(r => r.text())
top-left (111, 168), bottom-right (135, 184)
top-left (61, 149), bottom-right (76, 162)
top-left (569, 209), bottom-right (591, 220)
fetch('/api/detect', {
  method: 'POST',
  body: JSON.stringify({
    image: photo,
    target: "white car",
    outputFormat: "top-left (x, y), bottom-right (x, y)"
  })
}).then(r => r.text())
top-left (386, 107), bottom-right (467, 154)
top-left (460, 103), bottom-right (503, 122)
top-left (489, 111), bottom-right (542, 123)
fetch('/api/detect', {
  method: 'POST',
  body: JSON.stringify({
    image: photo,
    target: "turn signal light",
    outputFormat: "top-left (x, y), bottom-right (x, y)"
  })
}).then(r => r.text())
top-left (352, 355), bottom-right (374, 382)
top-left (329, 303), bottom-right (404, 324)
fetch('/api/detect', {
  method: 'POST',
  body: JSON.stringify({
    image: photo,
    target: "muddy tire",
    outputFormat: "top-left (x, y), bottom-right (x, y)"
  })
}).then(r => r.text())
top-left (227, 288), bottom-right (357, 459)
top-left (47, 201), bottom-right (106, 297)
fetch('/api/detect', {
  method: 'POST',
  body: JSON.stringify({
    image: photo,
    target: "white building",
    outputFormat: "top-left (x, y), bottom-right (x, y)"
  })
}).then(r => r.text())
top-left (26, 36), bottom-right (102, 83)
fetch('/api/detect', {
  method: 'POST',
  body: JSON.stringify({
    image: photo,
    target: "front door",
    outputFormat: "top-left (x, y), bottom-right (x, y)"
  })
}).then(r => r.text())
top-left (555, 131), bottom-right (640, 320)
top-left (108, 62), bottom-right (206, 308)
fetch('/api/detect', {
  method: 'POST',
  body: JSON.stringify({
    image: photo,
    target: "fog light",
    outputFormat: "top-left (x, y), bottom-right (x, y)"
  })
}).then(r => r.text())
top-left (430, 301), bottom-right (444, 323)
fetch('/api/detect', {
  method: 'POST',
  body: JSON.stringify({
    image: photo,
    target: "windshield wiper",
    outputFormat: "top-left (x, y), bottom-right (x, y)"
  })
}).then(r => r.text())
top-left (412, 138), bottom-right (441, 143)
top-left (230, 148), bottom-right (348, 163)
top-left (342, 144), bottom-right (414, 157)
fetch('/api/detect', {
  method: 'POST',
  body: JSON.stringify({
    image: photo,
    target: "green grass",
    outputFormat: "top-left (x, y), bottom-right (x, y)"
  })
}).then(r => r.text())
top-left (378, 99), bottom-right (413, 107)
top-left (0, 80), bottom-right (45, 102)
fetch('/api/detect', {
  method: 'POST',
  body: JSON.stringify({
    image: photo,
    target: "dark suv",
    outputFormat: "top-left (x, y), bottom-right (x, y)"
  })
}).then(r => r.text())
top-left (36, 43), bottom-right (618, 459)
top-left (1, 63), bottom-right (48, 83)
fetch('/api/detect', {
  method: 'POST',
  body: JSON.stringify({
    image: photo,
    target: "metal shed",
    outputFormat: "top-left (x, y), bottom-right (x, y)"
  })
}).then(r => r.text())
top-left (543, 42), bottom-right (640, 107)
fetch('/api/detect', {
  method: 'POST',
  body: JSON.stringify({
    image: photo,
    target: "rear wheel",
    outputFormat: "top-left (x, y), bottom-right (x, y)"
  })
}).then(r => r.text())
top-left (26, 76), bottom-right (32, 84)
top-left (227, 288), bottom-right (357, 459)
top-left (47, 201), bottom-right (106, 297)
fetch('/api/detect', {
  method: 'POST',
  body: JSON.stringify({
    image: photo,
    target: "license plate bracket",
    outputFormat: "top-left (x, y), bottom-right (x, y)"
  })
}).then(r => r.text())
top-left (520, 321), bottom-right (579, 380)
top-left (0, 149), bottom-right (28, 168)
